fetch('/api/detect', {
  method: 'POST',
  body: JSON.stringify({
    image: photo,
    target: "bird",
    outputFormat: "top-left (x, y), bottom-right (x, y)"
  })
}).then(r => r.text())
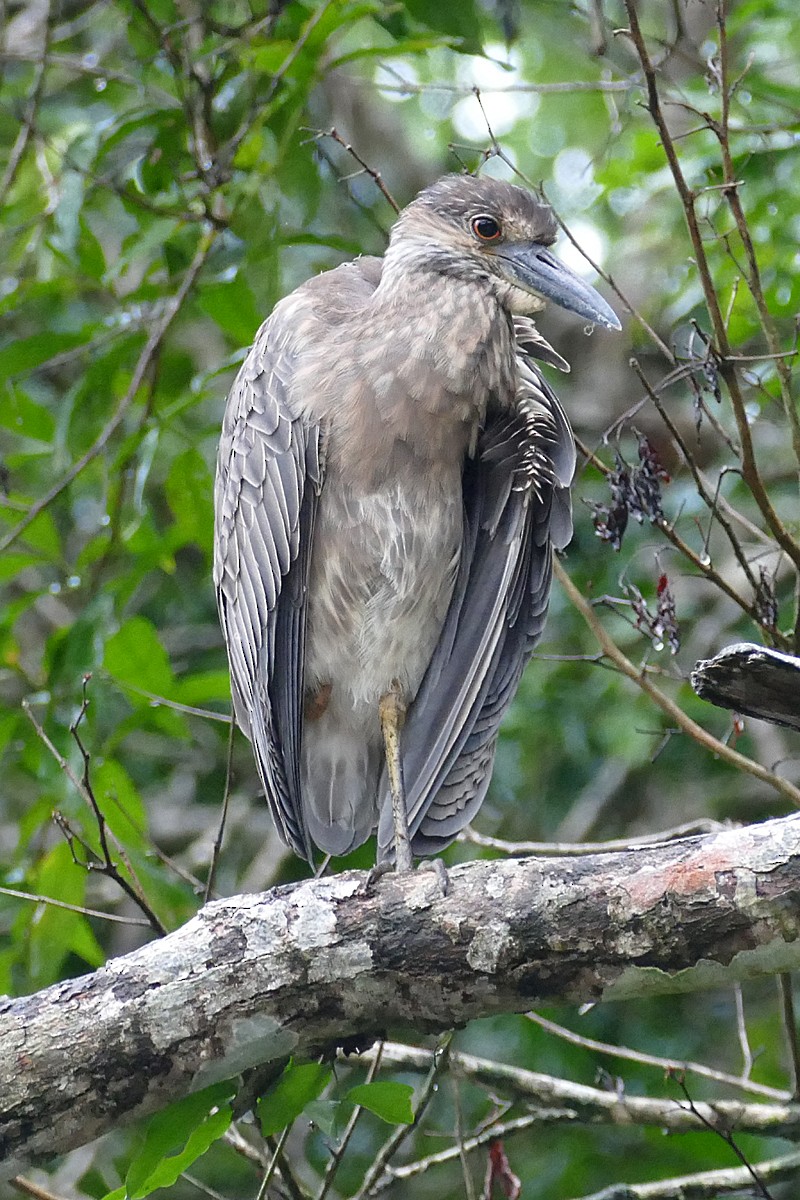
top-left (213, 173), bottom-right (620, 871)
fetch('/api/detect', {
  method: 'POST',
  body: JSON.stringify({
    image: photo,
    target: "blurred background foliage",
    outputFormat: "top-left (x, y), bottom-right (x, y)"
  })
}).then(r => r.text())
top-left (1, 0), bottom-right (800, 1195)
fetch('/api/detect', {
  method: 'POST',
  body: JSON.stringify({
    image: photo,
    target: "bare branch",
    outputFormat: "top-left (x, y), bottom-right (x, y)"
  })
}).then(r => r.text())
top-left (555, 561), bottom-right (800, 806)
top-left (571, 1147), bottom-right (800, 1199)
top-left (525, 1011), bottom-right (791, 1102)
top-left (459, 819), bottom-right (730, 858)
top-left (622, 0), bottom-right (800, 577)
top-left (0, 886), bottom-right (150, 929)
top-left (359, 1041), bottom-right (800, 1138)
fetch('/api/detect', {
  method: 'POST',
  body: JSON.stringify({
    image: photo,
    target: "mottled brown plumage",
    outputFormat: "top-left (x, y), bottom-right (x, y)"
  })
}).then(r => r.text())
top-left (214, 174), bottom-right (619, 865)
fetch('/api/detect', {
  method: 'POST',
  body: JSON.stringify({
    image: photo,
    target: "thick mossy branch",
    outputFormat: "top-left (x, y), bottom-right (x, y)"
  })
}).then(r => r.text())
top-left (3, 813), bottom-right (800, 1162)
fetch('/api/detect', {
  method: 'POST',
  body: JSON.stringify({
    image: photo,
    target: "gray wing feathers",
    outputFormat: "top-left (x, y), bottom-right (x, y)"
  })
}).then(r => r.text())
top-left (214, 316), bottom-right (320, 861)
top-left (378, 334), bottom-right (575, 858)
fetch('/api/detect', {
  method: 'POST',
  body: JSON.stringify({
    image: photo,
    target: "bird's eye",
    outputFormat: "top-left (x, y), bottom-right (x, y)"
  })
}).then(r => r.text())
top-left (471, 214), bottom-right (502, 242)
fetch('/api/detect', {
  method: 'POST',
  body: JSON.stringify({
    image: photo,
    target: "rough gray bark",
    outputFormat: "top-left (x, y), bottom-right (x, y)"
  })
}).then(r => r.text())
top-left (3, 813), bottom-right (800, 1164)
top-left (692, 642), bottom-right (800, 731)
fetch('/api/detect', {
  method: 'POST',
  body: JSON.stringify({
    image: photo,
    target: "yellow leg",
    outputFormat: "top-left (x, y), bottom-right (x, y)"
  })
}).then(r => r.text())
top-left (379, 684), bottom-right (413, 872)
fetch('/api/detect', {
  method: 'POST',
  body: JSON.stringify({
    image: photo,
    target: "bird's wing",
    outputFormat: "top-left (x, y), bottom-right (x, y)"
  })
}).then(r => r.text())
top-left (213, 305), bottom-right (323, 862)
top-left (377, 329), bottom-right (575, 858)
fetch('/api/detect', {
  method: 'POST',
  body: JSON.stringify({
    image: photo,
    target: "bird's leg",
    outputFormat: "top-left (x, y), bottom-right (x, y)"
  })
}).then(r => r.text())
top-left (379, 682), bottom-right (414, 872)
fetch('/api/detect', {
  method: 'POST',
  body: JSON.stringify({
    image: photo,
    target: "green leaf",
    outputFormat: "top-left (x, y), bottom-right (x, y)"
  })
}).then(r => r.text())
top-left (232, 125), bottom-right (279, 171)
top-left (15, 507), bottom-right (61, 560)
top-left (104, 616), bottom-right (174, 694)
top-left (0, 331), bottom-right (87, 379)
top-left (246, 41), bottom-right (296, 74)
top-left (91, 759), bottom-right (148, 848)
top-left (164, 447), bottom-right (214, 554)
top-left (198, 276), bottom-right (263, 344)
top-left (172, 670), bottom-right (231, 707)
top-left (120, 1082), bottom-right (234, 1199)
top-left (0, 552), bottom-right (47, 582)
top-left (329, 37), bottom-right (441, 70)
top-left (26, 844), bottom-right (105, 987)
top-left (257, 1060), bottom-right (333, 1136)
top-left (346, 1081), bottom-right (415, 1125)
top-left (77, 216), bottom-right (107, 280)
top-left (396, 0), bottom-right (482, 50)
top-left (0, 384), bottom-right (56, 442)
top-left (305, 1097), bottom-right (349, 1138)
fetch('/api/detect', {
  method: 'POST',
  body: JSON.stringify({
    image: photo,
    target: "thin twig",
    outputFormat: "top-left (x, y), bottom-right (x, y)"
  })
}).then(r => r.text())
top-left (255, 1124), bottom-right (292, 1200)
top-left (315, 128), bottom-right (400, 213)
top-left (732, 985), bottom-right (755, 1083)
top-left (353, 1035), bottom-right (453, 1199)
top-left (317, 1043), bottom-right (385, 1200)
top-left (622, 0), bottom-right (800, 577)
top-left (224, 0), bottom-right (337, 167)
top-left (343, 76), bottom-right (633, 96)
top-left (181, 1173), bottom-right (231, 1200)
top-left (264, 1131), bottom-right (308, 1200)
top-left (371, 1114), bottom-right (541, 1191)
top-left (359, 1043), bottom-right (800, 1137)
top-left (628, 357), bottom-right (759, 596)
top-left (0, 886), bottom-right (150, 928)
top-left (554, 558), bottom-right (800, 807)
top-left (22, 685), bottom-right (166, 936)
top-left (777, 974), bottom-right (800, 1100)
top-left (526, 1011), bottom-right (790, 1102)
top-left (0, 0), bottom-right (51, 205)
top-left (452, 1080), bottom-right (478, 1200)
top-left (459, 818), bottom-right (730, 858)
top-left (570, 1148), bottom-right (800, 1200)
top-left (9, 1176), bottom-right (66, 1200)
top-left (204, 716), bottom-right (236, 905)
top-left (714, 4), bottom-right (800, 471)
top-left (101, 675), bottom-right (230, 724)
top-left (672, 1075), bottom-right (773, 1199)
top-left (223, 1123), bottom-right (270, 1167)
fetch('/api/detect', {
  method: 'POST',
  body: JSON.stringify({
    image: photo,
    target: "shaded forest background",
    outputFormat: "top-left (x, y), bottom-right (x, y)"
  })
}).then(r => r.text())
top-left (2, 0), bottom-right (800, 1196)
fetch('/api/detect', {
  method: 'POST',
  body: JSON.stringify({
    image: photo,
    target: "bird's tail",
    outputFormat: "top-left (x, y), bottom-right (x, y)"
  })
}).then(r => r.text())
top-left (301, 709), bottom-right (381, 857)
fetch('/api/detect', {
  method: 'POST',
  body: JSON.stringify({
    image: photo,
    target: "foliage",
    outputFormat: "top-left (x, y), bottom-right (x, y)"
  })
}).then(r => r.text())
top-left (2, 0), bottom-right (800, 1196)
top-left (104, 1083), bottom-right (235, 1200)
top-left (258, 1061), bottom-right (334, 1137)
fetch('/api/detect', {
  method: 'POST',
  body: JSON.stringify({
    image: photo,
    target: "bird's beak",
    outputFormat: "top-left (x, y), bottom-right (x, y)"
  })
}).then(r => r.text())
top-left (496, 243), bottom-right (621, 331)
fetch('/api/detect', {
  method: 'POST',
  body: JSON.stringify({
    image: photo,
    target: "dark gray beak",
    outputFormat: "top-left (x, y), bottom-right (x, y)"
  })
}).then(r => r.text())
top-left (497, 243), bottom-right (621, 331)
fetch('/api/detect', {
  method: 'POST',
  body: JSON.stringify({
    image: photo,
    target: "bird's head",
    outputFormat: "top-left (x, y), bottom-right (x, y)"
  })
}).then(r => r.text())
top-left (385, 174), bottom-right (620, 330)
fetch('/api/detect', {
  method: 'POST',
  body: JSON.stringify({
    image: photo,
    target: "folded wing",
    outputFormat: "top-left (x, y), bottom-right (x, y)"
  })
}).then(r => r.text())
top-left (377, 321), bottom-right (576, 858)
top-left (213, 310), bottom-right (323, 861)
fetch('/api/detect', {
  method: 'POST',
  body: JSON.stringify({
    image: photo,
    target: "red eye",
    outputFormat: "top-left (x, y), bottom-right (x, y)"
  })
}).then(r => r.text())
top-left (471, 214), bottom-right (502, 242)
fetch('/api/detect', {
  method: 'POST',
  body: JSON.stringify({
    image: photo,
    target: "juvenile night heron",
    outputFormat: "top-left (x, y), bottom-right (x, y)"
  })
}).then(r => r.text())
top-left (214, 174), bottom-right (619, 870)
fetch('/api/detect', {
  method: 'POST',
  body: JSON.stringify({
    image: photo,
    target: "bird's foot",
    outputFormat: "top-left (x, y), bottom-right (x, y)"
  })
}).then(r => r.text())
top-left (363, 859), bottom-right (394, 891)
top-left (361, 855), bottom-right (448, 898)
top-left (417, 857), bottom-right (449, 897)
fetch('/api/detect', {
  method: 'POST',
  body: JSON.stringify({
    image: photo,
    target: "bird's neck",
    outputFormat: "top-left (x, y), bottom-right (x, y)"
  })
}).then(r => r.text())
top-left (369, 259), bottom-right (517, 416)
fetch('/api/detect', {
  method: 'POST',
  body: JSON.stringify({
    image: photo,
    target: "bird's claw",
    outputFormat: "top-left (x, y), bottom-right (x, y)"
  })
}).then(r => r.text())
top-left (360, 855), bottom-right (448, 898)
top-left (418, 857), bottom-right (449, 897)
top-left (361, 859), bottom-right (395, 893)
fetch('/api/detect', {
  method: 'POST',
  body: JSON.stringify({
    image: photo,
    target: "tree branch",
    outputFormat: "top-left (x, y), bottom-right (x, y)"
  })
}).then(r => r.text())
top-left (3, 814), bottom-right (800, 1161)
top-left (692, 643), bottom-right (800, 732)
top-left (358, 1042), bottom-right (800, 1138)
top-left (554, 560), bottom-right (800, 806)
top-left (573, 1148), bottom-right (800, 1200)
